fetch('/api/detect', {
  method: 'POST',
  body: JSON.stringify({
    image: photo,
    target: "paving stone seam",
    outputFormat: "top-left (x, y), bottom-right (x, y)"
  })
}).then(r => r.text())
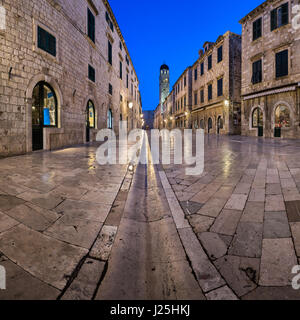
top-left (58, 167), bottom-right (133, 300)
top-left (158, 170), bottom-right (231, 297)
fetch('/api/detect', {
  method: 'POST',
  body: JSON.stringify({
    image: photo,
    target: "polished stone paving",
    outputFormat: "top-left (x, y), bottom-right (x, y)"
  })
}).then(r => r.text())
top-left (0, 144), bottom-right (129, 299)
top-left (163, 135), bottom-right (300, 299)
top-left (0, 135), bottom-right (300, 299)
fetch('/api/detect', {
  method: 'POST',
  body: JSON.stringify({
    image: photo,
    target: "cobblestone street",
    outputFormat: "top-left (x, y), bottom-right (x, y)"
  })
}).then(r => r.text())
top-left (0, 135), bottom-right (300, 299)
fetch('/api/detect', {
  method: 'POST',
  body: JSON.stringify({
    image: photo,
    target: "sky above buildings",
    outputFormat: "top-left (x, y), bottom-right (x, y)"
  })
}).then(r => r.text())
top-left (109, 0), bottom-right (264, 110)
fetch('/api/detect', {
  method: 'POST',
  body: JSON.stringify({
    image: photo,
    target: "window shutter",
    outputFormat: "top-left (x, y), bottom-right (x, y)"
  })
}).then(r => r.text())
top-left (276, 50), bottom-right (288, 77)
top-left (252, 62), bottom-right (256, 84)
top-left (48, 33), bottom-right (56, 57)
top-left (281, 2), bottom-right (289, 25)
top-left (88, 9), bottom-right (95, 43)
top-left (88, 65), bottom-right (95, 82)
top-left (258, 60), bottom-right (262, 82)
top-left (271, 9), bottom-right (277, 31)
top-left (276, 52), bottom-right (281, 77)
top-left (37, 26), bottom-right (56, 57)
top-left (282, 50), bottom-right (288, 76)
top-left (218, 46), bottom-right (223, 62)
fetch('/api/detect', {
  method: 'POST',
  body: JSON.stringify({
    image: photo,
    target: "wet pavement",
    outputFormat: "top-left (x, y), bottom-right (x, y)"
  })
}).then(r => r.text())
top-left (162, 134), bottom-right (300, 300)
top-left (0, 134), bottom-right (300, 299)
top-left (0, 144), bottom-right (130, 299)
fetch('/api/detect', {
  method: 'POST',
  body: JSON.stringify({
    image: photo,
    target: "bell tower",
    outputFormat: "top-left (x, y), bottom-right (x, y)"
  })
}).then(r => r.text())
top-left (159, 64), bottom-right (170, 112)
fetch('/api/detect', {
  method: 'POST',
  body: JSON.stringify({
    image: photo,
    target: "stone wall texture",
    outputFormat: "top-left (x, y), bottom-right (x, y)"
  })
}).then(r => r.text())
top-left (240, 0), bottom-right (300, 138)
top-left (190, 32), bottom-right (242, 135)
top-left (0, 0), bottom-right (142, 156)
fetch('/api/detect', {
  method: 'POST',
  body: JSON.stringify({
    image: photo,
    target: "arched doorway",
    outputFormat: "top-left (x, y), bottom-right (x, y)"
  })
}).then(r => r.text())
top-left (86, 100), bottom-right (95, 142)
top-left (208, 118), bottom-right (213, 134)
top-left (274, 105), bottom-right (290, 137)
top-left (107, 109), bottom-right (113, 129)
top-left (217, 116), bottom-right (223, 134)
top-left (32, 82), bottom-right (57, 151)
top-left (252, 107), bottom-right (263, 136)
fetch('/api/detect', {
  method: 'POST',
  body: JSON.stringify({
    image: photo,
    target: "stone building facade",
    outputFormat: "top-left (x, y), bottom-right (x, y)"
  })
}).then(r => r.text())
top-left (191, 32), bottom-right (242, 135)
top-left (153, 32), bottom-right (242, 135)
top-left (154, 104), bottom-right (162, 130)
top-left (173, 67), bottom-right (193, 129)
top-left (240, 0), bottom-right (300, 138)
top-left (0, 0), bottom-right (142, 156)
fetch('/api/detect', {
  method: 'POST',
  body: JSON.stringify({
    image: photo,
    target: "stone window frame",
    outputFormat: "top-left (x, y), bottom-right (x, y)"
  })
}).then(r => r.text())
top-left (216, 42), bottom-right (224, 63)
top-left (273, 45), bottom-right (290, 80)
top-left (200, 87), bottom-right (205, 104)
top-left (194, 91), bottom-right (198, 106)
top-left (252, 15), bottom-right (263, 42)
top-left (86, 2), bottom-right (99, 44)
top-left (33, 20), bottom-right (60, 63)
top-left (207, 82), bottom-right (213, 101)
top-left (250, 53), bottom-right (264, 85)
top-left (217, 75), bottom-right (224, 97)
top-left (88, 64), bottom-right (96, 83)
top-left (270, 1), bottom-right (290, 32)
top-left (208, 54), bottom-right (213, 71)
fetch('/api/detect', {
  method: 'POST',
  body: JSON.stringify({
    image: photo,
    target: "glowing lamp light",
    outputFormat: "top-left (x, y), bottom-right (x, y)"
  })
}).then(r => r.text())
top-left (224, 100), bottom-right (230, 107)
top-left (185, 112), bottom-right (188, 116)
top-left (140, 114), bottom-right (144, 118)
top-left (128, 102), bottom-right (133, 109)
top-left (128, 164), bottom-right (134, 172)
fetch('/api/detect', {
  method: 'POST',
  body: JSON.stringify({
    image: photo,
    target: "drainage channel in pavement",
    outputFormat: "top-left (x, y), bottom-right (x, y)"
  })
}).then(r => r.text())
top-left (93, 132), bottom-right (206, 300)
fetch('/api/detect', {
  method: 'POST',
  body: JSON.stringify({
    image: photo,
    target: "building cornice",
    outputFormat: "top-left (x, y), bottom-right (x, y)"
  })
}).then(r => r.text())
top-left (239, 0), bottom-right (278, 24)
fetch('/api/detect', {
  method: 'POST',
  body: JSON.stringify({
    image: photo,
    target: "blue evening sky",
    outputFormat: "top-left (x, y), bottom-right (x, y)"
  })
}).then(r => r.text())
top-left (109, 0), bottom-right (264, 110)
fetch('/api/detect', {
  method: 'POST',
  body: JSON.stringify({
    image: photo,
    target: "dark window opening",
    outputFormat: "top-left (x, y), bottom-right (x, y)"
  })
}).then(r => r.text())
top-left (119, 61), bottom-right (123, 79)
top-left (217, 46), bottom-right (223, 63)
top-left (208, 84), bottom-right (212, 100)
top-left (87, 8), bottom-right (95, 43)
top-left (37, 26), bottom-right (56, 57)
top-left (208, 55), bottom-right (212, 70)
top-left (194, 93), bottom-right (198, 105)
top-left (88, 65), bottom-right (95, 82)
top-left (253, 18), bottom-right (262, 41)
top-left (105, 11), bottom-right (114, 32)
top-left (108, 40), bottom-right (112, 65)
top-left (217, 78), bottom-right (223, 97)
top-left (252, 59), bottom-right (262, 84)
top-left (271, 2), bottom-right (289, 31)
top-left (276, 50), bottom-right (288, 78)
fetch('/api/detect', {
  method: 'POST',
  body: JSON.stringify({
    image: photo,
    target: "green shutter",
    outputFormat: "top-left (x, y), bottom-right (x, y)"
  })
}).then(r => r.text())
top-left (281, 2), bottom-right (289, 25)
top-left (271, 9), bottom-right (277, 31)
